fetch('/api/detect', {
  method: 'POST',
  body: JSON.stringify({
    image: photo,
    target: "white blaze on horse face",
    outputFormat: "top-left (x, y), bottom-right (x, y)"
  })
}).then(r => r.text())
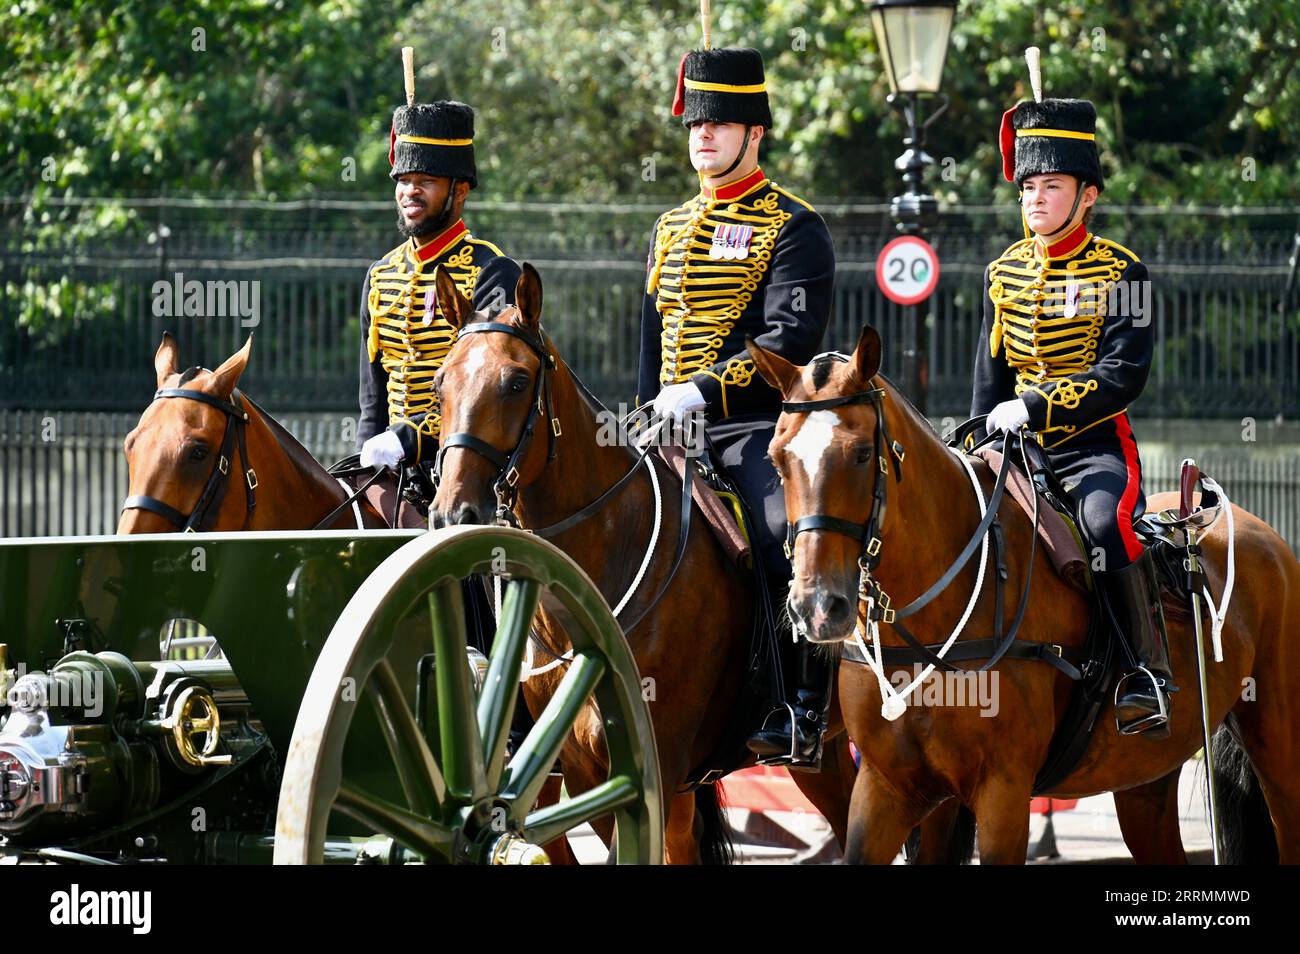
top-left (460, 341), bottom-right (488, 381)
top-left (786, 410), bottom-right (841, 485)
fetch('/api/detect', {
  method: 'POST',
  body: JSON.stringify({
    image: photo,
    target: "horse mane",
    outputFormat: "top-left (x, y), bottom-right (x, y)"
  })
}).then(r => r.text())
top-left (459, 310), bottom-right (634, 451)
top-left (239, 391), bottom-right (338, 482)
top-left (873, 372), bottom-right (941, 443)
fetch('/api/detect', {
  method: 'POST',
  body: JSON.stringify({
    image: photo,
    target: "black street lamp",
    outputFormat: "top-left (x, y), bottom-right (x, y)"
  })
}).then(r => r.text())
top-left (870, 0), bottom-right (956, 414)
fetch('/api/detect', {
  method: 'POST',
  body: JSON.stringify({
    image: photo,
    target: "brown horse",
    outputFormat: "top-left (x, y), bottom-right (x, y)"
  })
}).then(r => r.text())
top-left (749, 325), bottom-right (1300, 864)
top-left (118, 333), bottom-right (385, 534)
top-left (426, 263), bottom-right (982, 863)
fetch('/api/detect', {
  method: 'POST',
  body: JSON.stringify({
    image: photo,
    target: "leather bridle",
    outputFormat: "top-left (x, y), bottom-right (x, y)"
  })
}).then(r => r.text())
top-left (121, 386), bottom-right (258, 532)
top-left (433, 319), bottom-right (699, 635)
top-left (780, 369), bottom-right (1052, 676)
top-left (434, 317), bottom-right (561, 524)
top-left (781, 380), bottom-right (905, 582)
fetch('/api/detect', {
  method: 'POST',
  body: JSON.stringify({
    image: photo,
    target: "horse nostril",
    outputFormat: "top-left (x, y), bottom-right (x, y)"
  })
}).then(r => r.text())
top-left (453, 503), bottom-right (481, 526)
top-left (815, 591), bottom-right (850, 623)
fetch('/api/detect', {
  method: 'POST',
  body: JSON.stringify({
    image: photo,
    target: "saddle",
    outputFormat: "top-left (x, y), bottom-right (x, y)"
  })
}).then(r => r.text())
top-left (632, 432), bottom-right (753, 569)
top-left (969, 444), bottom-right (1197, 622)
top-left (843, 418), bottom-right (1223, 794)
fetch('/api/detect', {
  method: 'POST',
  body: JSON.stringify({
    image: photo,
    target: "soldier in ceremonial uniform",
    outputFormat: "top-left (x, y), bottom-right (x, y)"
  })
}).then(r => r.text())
top-left (356, 88), bottom-right (520, 526)
top-left (972, 94), bottom-right (1177, 737)
top-left (639, 46), bottom-right (837, 765)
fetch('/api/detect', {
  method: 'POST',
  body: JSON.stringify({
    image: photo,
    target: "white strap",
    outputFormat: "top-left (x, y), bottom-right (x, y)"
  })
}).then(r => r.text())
top-left (517, 433), bottom-right (666, 682)
top-left (335, 478), bottom-right (365, 529)
top-left (1196, 476), bottom-right (1235, 663)
top-left (852, 445), bottom-right (991, 721)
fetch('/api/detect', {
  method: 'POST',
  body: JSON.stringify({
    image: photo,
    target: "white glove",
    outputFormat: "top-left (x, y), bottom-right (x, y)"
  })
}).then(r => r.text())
top-left (986, 398), bottom-right (1031, 434)
top-left (360, 430), bottom-right (405, 470)
top-left (652, 382), bottom-right (707, 423)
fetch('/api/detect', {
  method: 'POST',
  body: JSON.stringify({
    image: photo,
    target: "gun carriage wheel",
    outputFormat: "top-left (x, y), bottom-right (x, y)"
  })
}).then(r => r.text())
top-left (273, 525), bottom-right (662, 864)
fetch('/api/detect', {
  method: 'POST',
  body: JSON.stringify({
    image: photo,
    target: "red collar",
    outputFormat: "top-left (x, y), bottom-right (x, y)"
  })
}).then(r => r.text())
top-left (700, 167), bottom-right (767, 202)
top-left (1035, 222), bottom-right (1090, 260)
top-left (412, 219), bottom-right (468, 264)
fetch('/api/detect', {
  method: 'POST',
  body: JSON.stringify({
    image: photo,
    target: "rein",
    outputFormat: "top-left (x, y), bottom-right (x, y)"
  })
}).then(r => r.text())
top-left (314, 456), bottom-right (388, 530)
top-left (437, 321), bottom-right (697, 643)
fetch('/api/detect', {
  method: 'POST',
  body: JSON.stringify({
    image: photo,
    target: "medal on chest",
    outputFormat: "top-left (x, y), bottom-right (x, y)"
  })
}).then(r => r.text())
top-left (423, 287), bottom-right (436, 326)
top-left (1063, 280), bottom-right (1079, 320)
top-left (709, 223), bottom-right (753, 260)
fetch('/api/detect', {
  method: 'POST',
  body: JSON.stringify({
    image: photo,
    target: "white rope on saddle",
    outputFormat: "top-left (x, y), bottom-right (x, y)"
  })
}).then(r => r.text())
top-left (1194, 475), bottom-right (1236, 663)
top-left (512, 432), bottom-right (666, 682)
top-left (335, 478), bottom-right (365, 528)
top-left (852, 444), bottom-right (992, 721)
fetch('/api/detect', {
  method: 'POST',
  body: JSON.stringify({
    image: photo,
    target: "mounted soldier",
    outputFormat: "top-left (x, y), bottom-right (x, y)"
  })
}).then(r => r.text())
top-left (638, 39), bottom-right (837, 766)
top-left (355, 49), bottom-right (521, 526)
top-left (972, 66), bottom-right (1177, 737)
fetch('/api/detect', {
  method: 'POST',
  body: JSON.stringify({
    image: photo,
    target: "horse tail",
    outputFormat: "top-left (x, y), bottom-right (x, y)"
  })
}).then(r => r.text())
top-left (904, 804), bottom-right (976, 865)
top-left (1212, 717), bottom-right (1278, 864)
top-left (695, 782), bottom-right (736, 865)
top-left (947, 804), bottom-right (978, 865)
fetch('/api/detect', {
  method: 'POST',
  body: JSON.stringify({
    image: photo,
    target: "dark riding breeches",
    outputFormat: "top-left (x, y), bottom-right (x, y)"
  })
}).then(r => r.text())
top-left (1044, 412), bottom-right (1147, 572)
top-left (707, 414), bottom-right (791, 595)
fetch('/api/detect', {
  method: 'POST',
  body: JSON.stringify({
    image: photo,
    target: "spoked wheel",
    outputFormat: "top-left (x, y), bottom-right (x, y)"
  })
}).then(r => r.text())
top-left (273, 525), bottom-right (663, 864)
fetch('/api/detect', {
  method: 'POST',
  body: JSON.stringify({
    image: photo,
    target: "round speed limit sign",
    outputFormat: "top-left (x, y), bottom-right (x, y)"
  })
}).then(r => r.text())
top-left (875, 235), bottom-right (940, 305)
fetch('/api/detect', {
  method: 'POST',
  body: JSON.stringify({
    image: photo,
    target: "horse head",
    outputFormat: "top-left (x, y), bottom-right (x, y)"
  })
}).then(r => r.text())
top-left (430, 262), bottom-right (555, 528)
top-left (119, 333), bottom-right (258, 533)
top-left (747, 326), bottom-right (887, 644)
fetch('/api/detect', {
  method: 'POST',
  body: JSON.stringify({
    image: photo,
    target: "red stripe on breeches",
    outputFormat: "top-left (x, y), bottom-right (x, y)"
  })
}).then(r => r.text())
top-left (1113, 414), bottom-right (1145, 563)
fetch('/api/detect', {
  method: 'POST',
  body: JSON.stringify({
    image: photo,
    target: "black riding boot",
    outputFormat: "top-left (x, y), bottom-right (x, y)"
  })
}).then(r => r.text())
top-left (746, 638), bottom-right (836, 768)
top-left (1103, 549), bottom-right (1178, 739)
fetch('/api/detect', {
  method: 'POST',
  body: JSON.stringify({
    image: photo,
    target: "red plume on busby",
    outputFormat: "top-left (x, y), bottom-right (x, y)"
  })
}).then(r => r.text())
top-left (671, 53), bottom-right (689, 117)
top-left (999, 107), bottom-right (1017, 183)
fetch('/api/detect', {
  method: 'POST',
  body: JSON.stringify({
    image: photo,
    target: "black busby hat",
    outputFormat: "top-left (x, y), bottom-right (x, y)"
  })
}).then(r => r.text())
top-left (389, 101), bottom-right (478, 187)
top-left (999, 98), bottom-right (1104, 192)
top-left (672, 48), bottom-right (773, 128)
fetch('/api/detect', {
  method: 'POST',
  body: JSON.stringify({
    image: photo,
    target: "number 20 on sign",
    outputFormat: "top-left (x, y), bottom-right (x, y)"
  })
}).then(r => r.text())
top-left (875, 235), bottom-right (941, 306)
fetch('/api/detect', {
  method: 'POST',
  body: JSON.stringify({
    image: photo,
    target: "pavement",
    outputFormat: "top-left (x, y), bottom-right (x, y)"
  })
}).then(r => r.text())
top-left (567, 759), bottom-right (1216, 864)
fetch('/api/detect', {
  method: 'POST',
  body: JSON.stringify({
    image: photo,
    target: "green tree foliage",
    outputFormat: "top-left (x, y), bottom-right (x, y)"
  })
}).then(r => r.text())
top-left (2, 0), bottom-right (1296, 204)
top-left (2, 0), bottom-right (411, 196)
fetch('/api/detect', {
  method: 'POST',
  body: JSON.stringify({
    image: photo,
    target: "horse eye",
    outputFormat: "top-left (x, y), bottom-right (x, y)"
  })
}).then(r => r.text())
top-left (509, 372), bottom-right (530, 394)
top-left (189, 444), bottom-right (209, 462)
top-left (854, 445), bottom-right (873, 466)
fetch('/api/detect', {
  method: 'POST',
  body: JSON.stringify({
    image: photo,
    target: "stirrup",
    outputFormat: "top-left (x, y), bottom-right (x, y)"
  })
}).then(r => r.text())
top-left (1114, 666), bottom-right (1171, 737)
top-left (747, 702), bottom-right (798, 765)
top-left (753, 703), bottom-right (825, 769)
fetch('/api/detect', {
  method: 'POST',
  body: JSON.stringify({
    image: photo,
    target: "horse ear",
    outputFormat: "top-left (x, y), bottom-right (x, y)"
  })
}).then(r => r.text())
top-left (207, 335), bottom-right (253, 398)
top-left (154, 332), bottom-right (180, 388)
top-left (515, 262), bottom-right (543, 329)
top-left (851, 325), bottom-right (882, 385)
top-left (434, 264), bottom-right (471, 331)
top-left (746, 337), bottom-right (799, 395)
